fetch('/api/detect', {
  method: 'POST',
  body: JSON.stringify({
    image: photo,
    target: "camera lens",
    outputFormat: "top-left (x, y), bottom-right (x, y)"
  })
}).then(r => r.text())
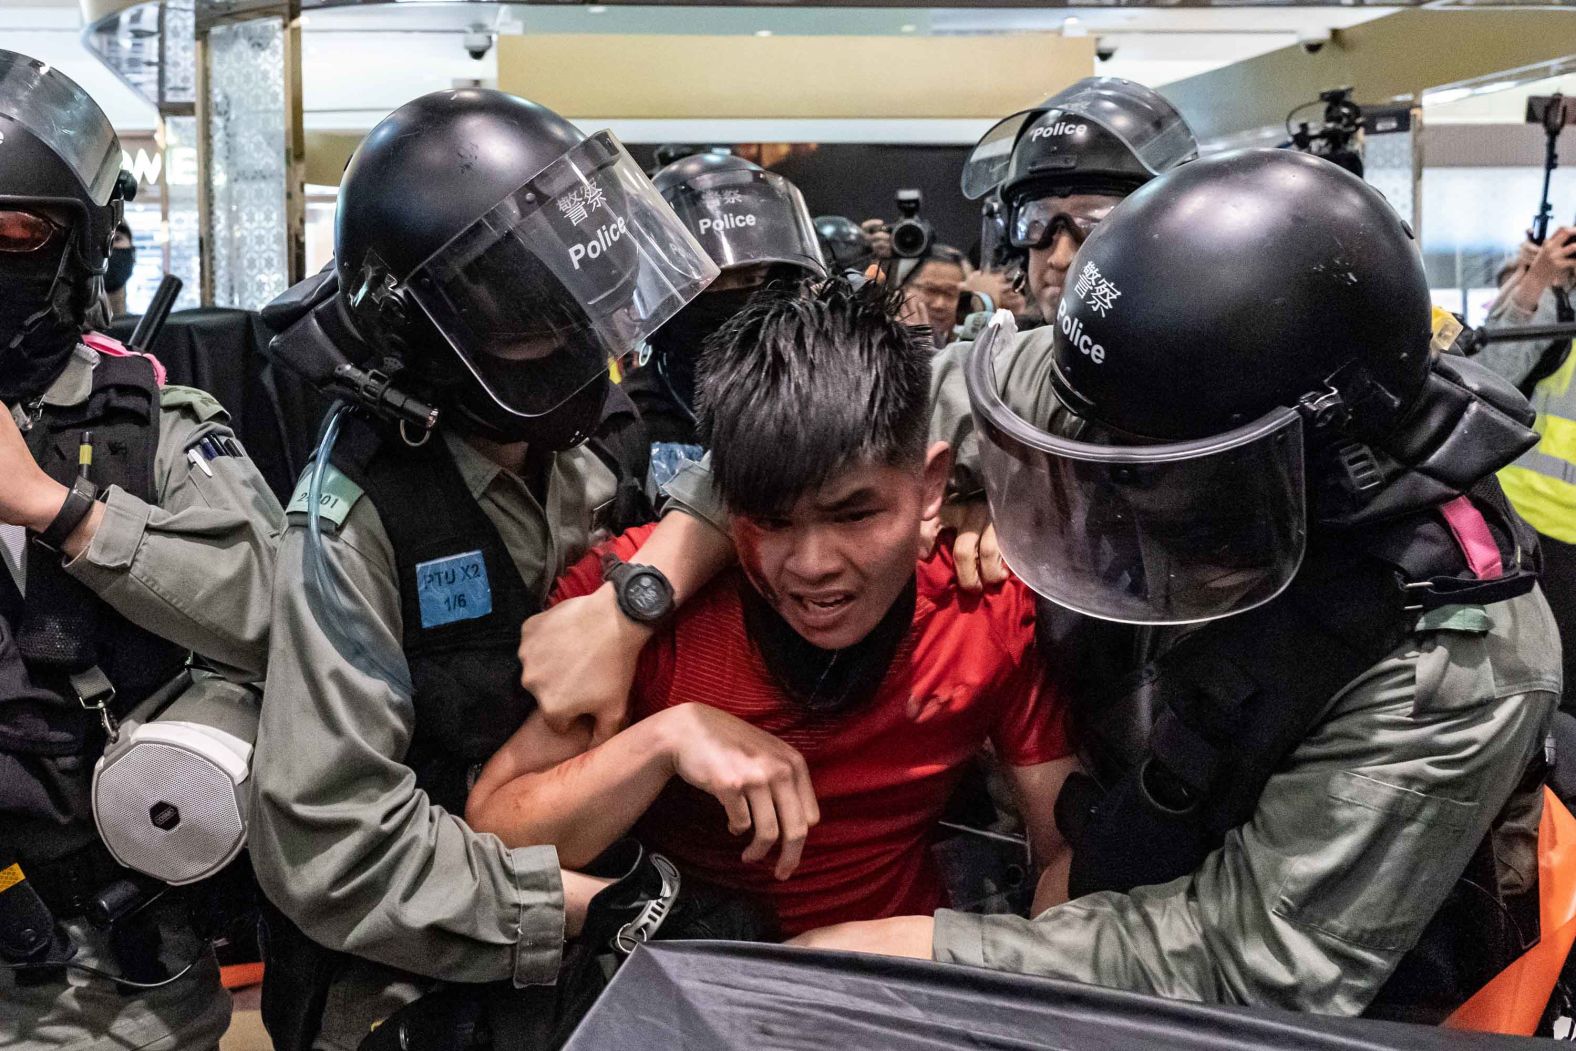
top-left (891, 218), bottom-right (932, 259)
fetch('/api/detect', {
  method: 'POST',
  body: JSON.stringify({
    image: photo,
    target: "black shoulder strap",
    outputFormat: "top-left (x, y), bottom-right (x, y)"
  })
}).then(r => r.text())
top-left (586, 382), bottom-right (656, 530)
top-left (1517, 287), bottom-right (1574, 399)
top-left (11, 354), bottom-right (181, 709)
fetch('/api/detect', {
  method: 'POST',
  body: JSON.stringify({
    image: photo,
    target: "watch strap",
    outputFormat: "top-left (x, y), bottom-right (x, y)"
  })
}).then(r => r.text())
top-left (34, 478), bottom-right (99, 553)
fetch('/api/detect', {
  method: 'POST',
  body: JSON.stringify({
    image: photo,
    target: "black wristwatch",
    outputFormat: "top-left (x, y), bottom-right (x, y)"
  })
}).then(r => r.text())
top-left (33, 477), bottom-right (99, 553)
top-left (602, 555), bottom-right (676, 626)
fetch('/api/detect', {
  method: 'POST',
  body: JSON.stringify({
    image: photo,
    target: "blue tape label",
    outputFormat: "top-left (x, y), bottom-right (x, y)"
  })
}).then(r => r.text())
top-left (416, 550), bottom-right (493, 629)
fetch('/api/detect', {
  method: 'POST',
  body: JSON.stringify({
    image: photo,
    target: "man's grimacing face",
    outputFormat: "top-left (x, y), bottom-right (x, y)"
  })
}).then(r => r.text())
top-left (730, 443), bottom-right (951, 651)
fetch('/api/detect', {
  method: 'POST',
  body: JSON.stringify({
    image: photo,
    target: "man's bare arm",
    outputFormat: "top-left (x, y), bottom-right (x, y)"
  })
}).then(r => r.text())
top-left (467, 702), bottom-right (820, 879)
top-left (1007, 757), bottom-right (1081, 914)
top-left (465, 710), bottom-right (675, 869)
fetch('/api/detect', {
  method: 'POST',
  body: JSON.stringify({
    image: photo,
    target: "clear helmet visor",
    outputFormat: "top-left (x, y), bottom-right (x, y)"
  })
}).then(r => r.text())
top-left (965, 312), bottom-right (1307, 625)
top-left (664, 167), bottom-right (826, 277)
top-left (0, 49), bottom-right (120, 204)
top-left (961, 76), bottom-right (1198, 201)
top-left (404, 130), bottom-right (719, 420)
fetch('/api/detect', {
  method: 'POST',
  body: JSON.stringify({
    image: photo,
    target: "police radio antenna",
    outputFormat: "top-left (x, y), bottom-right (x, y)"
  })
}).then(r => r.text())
top-left (1285, 87), bottom-right (1364, 178)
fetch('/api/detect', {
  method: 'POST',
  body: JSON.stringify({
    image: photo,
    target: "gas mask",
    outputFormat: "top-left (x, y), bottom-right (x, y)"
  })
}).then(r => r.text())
top-left (0, 233), bottom-right (80, 404)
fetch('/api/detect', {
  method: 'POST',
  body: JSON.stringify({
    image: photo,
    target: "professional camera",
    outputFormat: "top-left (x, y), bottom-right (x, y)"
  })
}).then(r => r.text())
top-left (1286, 86), bottom-right (1364, 177)
top-left (889, 188), bottom-right (934, 260)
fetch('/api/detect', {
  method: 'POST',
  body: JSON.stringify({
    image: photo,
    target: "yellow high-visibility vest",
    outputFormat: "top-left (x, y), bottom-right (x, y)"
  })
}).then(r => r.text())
top-left (1500, 341), bottom-right (1576, 544)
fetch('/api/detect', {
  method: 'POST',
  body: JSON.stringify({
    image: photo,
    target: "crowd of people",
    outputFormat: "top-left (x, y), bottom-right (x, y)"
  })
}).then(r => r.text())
top-left (0, 44), bottom-right (1569, 1051)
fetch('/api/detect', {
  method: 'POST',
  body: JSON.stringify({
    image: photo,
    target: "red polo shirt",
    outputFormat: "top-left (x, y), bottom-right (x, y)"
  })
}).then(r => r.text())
top-left (553, 524), bottom-right (1067, 936)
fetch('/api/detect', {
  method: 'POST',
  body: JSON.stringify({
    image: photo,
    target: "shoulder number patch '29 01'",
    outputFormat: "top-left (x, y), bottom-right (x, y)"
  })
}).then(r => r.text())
top-left (416, 550), bottom-right (493, 629)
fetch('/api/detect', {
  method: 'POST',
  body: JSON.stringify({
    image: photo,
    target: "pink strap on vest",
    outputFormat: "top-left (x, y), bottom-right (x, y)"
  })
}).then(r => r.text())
top-left (1439, 496), bottom-right (1503, 582)
top-left (82, 331), bottom-right (168, 387)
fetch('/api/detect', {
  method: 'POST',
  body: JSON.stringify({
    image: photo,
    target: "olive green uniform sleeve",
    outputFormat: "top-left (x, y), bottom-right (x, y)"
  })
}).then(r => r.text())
top-left (250, 496), bottom-right (566, 988)
top-left (933, 590), bottom-right (1562, 1015)
top-left (62, 385), bottom-right (282, 683)
top-left (928, 326), bottom-right (1065, 499)
top-left (659, 454), bottom-right (729, 535)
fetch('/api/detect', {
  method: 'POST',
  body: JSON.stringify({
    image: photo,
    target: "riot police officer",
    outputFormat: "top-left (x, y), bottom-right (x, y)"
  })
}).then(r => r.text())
top-left (625, 153), bottom-right (826, 492)
top-left (250, 88), bottom-right (737, 1051)
top-left (0, 50), bottom-right (281, 1051)
top-left (792, 148), bottom-right (1562, 1022)
top-left (929, 77), bottom-right (1199, 586)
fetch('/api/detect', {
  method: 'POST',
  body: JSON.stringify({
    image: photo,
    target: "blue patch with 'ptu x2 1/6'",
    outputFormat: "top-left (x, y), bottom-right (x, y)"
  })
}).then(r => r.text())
top-left (416, 550), bottom-right (492, 628)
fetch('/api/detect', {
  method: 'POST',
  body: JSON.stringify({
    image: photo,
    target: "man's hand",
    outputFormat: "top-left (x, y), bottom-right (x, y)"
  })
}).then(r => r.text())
top-left (860, 218), bottom-right (892, 262)
top-left (1515, 227), bottom-right (1576, 311)
top-left (657, 702), bottom-right (820, 880)
top-left (0, 407), bottom-right (69, 532)
top-left (519, 583), bottom-right (650, 746)
top-left (938, 500), bottom-right (1008, 593)
top-left (960, 270), bottom-right (1026, 317)
top-left (787, 915), bottom-right (935, 958)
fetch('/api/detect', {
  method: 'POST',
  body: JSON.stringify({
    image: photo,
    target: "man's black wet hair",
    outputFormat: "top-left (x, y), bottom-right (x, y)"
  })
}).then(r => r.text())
top-left (697, 278), bottom-right (930, 519)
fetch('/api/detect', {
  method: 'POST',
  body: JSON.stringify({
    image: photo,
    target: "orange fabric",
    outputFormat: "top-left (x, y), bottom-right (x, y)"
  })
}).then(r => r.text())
top-left (220, 961), bottom-right (265, 990)
top-left (1445, 789), bottom-right (1576, 1035)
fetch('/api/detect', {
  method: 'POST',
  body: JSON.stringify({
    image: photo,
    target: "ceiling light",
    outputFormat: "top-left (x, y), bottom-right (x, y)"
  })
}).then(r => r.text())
top-left (900, 23), bottom-right (917, 33)
top-left (587, 5), bottom-right (606, 12)
top-left (1061, 16), bottom-right (1088, 38)
top-left (755, 29), bottom-right (773, 37)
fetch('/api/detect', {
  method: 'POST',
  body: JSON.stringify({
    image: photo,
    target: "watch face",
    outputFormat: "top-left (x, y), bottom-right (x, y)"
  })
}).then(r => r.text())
top-left (626, 572), bottom-right (669, 619)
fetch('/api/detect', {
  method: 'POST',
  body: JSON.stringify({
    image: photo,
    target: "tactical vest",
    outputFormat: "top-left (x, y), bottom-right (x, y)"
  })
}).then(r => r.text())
top-left (329, 415), bottom-right (543, 815)
top-left (0, 354), bottom-right (188, 863)
top-left (327, 401), bottom-right (654, 814)
top-left (1045, 484), bottom-right (1544, 1024)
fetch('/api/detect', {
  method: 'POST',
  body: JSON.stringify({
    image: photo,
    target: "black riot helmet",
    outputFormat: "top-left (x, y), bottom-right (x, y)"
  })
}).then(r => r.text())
top-left (962, 77), bottom-right (1197, 207)
top-left (815, 215), bottom-right (869, 274)
top-left (652, 153), bottom-right (825, 278)
top-left (0, 49), bottom-right (132, 398)
top-left (965, 149), bottom-right (1439, 627)
top-left (308, 88), bottom-right (716, 448)
top-left (641, 154), bottom-right (823, 420)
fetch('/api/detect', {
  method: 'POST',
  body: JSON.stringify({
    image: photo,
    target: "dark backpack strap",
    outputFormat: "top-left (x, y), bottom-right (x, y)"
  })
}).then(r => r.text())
top-left (13, 353), bottom-right (182, 710)
top-left (586, 383), bottom-right (656, 531)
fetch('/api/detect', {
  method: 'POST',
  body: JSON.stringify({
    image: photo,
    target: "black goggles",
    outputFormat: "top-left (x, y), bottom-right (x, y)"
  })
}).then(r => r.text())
top-left (1008, 198), bottom-right (1118, 251)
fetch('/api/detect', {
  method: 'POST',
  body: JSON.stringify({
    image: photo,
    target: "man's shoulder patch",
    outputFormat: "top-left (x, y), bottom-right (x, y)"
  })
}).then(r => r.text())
top-left (286, 464), bottom-right (365, 529)
top-left (160, 385), bottom-right (230, 423)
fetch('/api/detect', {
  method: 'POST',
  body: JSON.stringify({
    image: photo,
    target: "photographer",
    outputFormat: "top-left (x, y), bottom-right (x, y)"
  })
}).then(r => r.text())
top-left (1480, 225), bottom-right (1576, 708)
top-left (897, 245), bottom-right (969, 348)
top-left (1483, 227), bottom-right (1576, 377)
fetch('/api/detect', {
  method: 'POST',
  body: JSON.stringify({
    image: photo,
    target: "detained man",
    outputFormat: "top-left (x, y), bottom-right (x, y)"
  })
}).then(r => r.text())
top-left (466, 282), bottom-right (1078, 937)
